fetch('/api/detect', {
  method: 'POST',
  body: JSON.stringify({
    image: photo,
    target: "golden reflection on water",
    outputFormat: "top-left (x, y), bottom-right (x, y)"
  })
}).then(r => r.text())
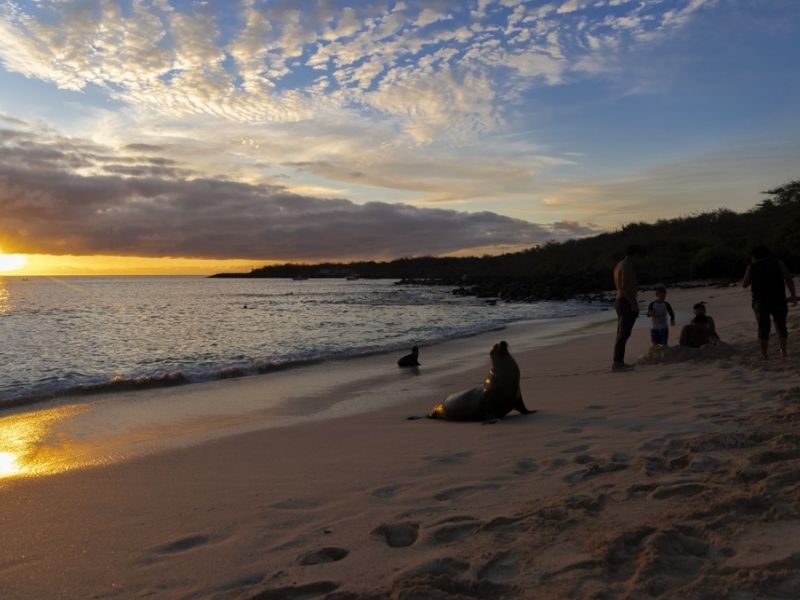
top-left (0, 278), bottom-right (10, 315)
top-left (0, 404), bottom-right (92, 480)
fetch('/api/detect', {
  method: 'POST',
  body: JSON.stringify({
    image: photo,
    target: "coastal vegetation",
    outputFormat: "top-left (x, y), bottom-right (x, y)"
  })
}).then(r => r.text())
top-left (212, 180), bottom-right (800, 301)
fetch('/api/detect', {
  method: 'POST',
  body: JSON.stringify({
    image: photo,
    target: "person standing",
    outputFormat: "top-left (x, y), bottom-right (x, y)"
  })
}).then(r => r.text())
top-left (742, 245), bottom-right (797, 359)
top-left (646, 286), bottom-right (676, 346)
top-left (612, 245), bottom-right (645, 371)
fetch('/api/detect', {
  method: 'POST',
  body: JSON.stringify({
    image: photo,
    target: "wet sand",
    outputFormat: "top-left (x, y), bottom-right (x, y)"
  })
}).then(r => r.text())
top-left (1, 283), bottom-right (799, 599)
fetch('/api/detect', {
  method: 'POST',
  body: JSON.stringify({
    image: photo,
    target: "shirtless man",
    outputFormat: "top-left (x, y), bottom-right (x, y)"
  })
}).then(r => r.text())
top-left (742, 245), bottom-right (797, 359)
top-left (612, 245), bottom-right (645, 372)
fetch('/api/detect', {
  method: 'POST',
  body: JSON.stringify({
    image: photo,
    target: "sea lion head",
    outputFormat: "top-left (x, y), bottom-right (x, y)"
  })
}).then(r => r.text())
top-left (490, 340), bottom-right (510, 358)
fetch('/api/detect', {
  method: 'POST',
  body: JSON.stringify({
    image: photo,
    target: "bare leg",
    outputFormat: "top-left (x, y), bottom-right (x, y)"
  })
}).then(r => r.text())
top-left (760, 338), bottom-right (769, 360)
top-left (780, 336), bottom-right (788, 358)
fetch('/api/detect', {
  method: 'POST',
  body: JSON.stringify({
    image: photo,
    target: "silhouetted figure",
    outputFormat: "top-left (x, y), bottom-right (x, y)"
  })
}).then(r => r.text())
top-left (742, 245), bottom-right (797, 359)
top-left (612, 244), bottom-right (645, 371)
top-left (679, 315), bottom-right (716, 348)
top-left (398, 346), bottom-right (420, 367)
top-left (692, 302), bottom-right (720, 343)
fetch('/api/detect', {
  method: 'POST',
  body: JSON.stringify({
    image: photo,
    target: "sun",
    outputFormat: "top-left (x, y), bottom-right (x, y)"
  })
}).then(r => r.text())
top-left (0, 452), bottom-right (21, 477)
top-left (0, 253), bottom-right (28, 273)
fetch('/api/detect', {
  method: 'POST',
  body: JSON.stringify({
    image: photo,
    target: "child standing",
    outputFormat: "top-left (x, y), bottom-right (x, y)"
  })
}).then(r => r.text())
top-left (647, 286), bottom-right (675, 346)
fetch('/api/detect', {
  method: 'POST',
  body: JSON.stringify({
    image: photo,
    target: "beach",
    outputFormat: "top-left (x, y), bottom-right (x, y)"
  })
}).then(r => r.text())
top-left (1, 282), bottom-right (799, 599)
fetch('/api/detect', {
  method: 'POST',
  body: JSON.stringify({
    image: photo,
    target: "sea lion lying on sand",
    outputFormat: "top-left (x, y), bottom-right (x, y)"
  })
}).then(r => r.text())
top-left (428, 341), bottom-right (534, 421)
top-left (398, 345), bottom-right (420, 367)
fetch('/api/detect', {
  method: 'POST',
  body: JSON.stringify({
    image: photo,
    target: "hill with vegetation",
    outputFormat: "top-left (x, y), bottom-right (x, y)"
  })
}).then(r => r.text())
top-left (212, 180), bottom-right (800, 301)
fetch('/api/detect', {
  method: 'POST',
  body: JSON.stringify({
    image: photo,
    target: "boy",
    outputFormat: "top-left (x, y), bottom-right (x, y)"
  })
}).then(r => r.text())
top-left (646, 286), bottom-right (675, 346)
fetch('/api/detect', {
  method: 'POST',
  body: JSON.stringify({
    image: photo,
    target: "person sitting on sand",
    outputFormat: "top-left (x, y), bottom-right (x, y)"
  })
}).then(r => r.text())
top-left (646, 286), bottom-right (675, 347)
top-left (692, 302), bottom-right (720, 343)
top-left (679, 315), bottom-right (717, 349)
top-left (397, 346), bottom-right (420, 367)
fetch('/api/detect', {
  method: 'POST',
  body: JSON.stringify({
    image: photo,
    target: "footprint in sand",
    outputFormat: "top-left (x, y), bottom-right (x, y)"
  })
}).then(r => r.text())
top-left (648, 482), bottom-right (709, 500)
top-left (394, 557), bottom-right (514, 599)
top-left (401, 557), bottom-right (470, 578)
top-left (423, 451), bottom-right (472, 465)
top-left (151, 534), bottom-right (212, 555)
top-left (562, 444), bottom-right (591, 454)
top-left (297, 547), bottom-right (349, 566)
top-left (477, 551), bottom-right (519, 581)
top-left (565, 494), bottom-right (608, 513)
top-left (433, 483), bottom-right (501, 502)
top-left (563, 460), bottom-right (629, 484)
top-left (250, 581), bottom-right (340, 600)
top-left (208, 572), bottom-right (266, 596)
top-left (426, 516), bottom-right (482, 544)
top-left (513, 458), bottom-right (539, 475)
top-left (371, 522), bottom-right (419, 547)
top-left (270, 498), bottom-right (323, 510)
top-left (625, 483), bottom-right (659, 499)
top-left (371, 484), bottom-right (400, 498)
top-left (544, 458), bottom-right (570, 471)
top-left (639, 437), bottom-right (669, 452)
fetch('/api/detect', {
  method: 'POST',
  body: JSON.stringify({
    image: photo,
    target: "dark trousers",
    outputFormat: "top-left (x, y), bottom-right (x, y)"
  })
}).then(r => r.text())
top-left (614, 298), bottom-right (637, 363)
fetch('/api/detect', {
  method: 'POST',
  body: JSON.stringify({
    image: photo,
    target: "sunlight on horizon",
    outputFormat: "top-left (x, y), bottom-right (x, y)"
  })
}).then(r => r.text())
top-left (0, 254), bottom-right (275, 276)
top-left (0, 252), bottom-right (28, 273)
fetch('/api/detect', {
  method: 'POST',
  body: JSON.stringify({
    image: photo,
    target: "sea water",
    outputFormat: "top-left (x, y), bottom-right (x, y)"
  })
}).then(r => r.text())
top-left (0, 276), bottom-right (602, 407)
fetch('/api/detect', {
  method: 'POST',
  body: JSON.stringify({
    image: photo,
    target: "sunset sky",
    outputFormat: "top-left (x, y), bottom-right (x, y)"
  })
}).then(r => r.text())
top-left (0, 0), bottom-right (798, 275)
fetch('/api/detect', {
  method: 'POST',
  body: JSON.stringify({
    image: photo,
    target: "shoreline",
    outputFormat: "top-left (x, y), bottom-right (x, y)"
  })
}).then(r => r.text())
top-left (0, 277), bottom-right (600, 411)
top-left (2, 283), bottom-right (799, 598)
top-left (0, 306), bottom-right (618, 479)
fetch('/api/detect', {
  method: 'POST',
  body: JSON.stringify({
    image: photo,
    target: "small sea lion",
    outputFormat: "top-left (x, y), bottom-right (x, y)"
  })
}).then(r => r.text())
top-left (428, 341), bottom-right (534, 421)
top-left (398, 346), bottom-right (420, 367)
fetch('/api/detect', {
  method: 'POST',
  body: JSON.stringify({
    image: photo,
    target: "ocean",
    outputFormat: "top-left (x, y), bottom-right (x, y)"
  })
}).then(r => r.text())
top-left (0, 276), bottom-right (602, 408)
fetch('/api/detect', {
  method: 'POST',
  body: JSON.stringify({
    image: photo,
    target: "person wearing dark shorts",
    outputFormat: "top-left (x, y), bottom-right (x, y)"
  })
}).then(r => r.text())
top-left (612, 245), bottom-right (645, 371)
top-left (742, 245), bottom-right (797, 359)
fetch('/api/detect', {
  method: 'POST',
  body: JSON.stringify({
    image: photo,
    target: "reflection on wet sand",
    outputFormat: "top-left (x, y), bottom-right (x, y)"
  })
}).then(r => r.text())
top-left (0, 404), bottom-right (93, 480)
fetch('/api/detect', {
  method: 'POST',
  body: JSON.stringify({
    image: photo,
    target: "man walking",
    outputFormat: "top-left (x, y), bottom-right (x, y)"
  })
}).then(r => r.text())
top-left (612, 245), bottom-right (645, 371)
top-left (742, 245), bottom-right (797, 359)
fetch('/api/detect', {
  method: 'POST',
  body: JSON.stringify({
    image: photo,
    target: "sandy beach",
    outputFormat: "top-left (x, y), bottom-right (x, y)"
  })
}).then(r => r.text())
top-left (1, 283), bottom-right (799, 599)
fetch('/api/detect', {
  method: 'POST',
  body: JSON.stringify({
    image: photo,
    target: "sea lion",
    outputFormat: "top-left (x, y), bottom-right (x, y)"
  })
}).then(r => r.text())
top-left (428, 341), bottom-right (534, 421)
top-left (398, 346), bottom-right (420, 367)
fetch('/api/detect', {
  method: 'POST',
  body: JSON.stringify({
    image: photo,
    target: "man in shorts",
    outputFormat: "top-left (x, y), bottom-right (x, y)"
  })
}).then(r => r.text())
top-left (742, 245), bottom-right (797, 359)
top-left (612, 245), bottom-right (645, 371)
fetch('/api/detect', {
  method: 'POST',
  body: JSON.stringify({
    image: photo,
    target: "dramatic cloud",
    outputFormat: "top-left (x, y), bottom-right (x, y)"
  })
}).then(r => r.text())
top-left (0, 124), bottom-right (597, 260)
top-left (1, 0), bottom-right (792, 265)
top-left (0, 0), bottom-right (715, 143)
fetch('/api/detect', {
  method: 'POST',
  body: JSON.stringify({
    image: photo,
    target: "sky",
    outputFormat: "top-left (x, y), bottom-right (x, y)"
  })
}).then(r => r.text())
top-left (0, 0), bottom-right (798, 274)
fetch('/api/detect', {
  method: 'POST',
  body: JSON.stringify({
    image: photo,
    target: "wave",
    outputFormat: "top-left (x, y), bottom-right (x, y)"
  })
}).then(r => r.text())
top-left (0, 321), bottom-right (517, 413)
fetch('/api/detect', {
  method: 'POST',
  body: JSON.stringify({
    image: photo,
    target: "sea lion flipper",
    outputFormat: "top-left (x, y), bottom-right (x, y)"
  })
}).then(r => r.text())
top-left (427, 403), bottom-right (446, 419)
top-left (514, 391), bottom-right (535, 414)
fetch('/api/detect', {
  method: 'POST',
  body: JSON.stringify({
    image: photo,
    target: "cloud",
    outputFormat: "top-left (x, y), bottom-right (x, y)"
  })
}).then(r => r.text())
top-left (0, 123), bottom-right (596, 260)
top-left (0, 0), bottom-right (716, 144)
